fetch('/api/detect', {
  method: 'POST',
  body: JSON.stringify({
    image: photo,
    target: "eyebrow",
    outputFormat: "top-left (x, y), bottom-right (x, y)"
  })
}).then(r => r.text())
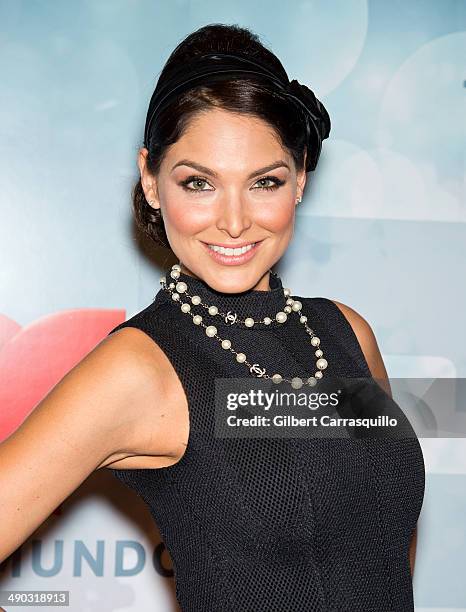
top-left (170, 159), bottom-right (290, 180)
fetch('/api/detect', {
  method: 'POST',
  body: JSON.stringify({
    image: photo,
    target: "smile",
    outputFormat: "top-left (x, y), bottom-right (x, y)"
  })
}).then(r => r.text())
top-left (201, 240), bottom-right (263, 265)
top-left (208, 243), bottom-right (255, 255)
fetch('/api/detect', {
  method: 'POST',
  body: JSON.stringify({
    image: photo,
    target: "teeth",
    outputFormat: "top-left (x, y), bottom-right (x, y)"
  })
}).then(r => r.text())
top-left (208, 243), bottom-right (255, 256)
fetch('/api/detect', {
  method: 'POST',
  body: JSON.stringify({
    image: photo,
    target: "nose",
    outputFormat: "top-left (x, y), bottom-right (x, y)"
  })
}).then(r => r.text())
top-left (215, 192), bottom-right (252, 238)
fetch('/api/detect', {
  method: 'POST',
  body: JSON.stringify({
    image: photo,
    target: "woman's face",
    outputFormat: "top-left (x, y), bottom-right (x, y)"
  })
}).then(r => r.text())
top-left (139, 108), bottom-right (307, 293)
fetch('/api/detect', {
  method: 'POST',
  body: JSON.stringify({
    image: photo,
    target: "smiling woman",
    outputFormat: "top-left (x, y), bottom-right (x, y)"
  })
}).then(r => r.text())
top-left (0, 21), bottom-right (424, 612)
top-left (137, 107), bottom-right (307, 290)
top-left (102, 23), bottom-right (424, 611)
top-left (131, 25), bottom-right (329, 264)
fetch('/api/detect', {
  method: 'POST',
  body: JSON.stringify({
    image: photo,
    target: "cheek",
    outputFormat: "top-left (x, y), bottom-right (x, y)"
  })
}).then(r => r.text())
top-left (256, 198), bottom-right (296, 233)
top-left (162, 196), bottom-right (215, 235)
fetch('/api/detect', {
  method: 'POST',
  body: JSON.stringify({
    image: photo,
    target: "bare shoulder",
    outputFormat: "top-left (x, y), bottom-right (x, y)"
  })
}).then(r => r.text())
top-left (95, 326), bottom-right (186, 466)
top-left (330, 300), bottom-right (391, 396)
top-left (0, 325), bottom-right (179, 562)
top-left (84, 325), bottom-right (170, 410)
top-left (102, 326), bottom-right (175, 389)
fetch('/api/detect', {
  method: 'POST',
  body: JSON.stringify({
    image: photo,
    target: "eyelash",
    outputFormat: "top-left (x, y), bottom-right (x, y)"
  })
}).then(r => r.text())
top-left (179, 175), bottom-right (286, 194)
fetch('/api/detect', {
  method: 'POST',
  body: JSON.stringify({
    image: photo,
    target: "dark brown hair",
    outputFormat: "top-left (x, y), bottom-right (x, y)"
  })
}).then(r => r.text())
top-left (134, 23), bottom-right (311, 250)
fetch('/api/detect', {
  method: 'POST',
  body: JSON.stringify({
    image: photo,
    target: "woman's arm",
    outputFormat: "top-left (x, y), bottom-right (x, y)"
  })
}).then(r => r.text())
top-left (409, 525), bottom-right (417, 576)
top-left (0, 328), bottom-right (168, 563)
top-left (331, 300), bottom-right (417, 578)
top-left (331, 300), bottom-right (392, 397)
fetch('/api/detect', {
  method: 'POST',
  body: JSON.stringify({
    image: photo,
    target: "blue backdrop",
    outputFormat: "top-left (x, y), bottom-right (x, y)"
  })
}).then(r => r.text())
top-left (1, 1), bottom-right (465, 610)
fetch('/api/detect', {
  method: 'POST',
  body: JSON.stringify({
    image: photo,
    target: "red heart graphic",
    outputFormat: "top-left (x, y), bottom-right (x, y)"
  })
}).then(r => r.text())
top-left (0, 309), bottom-right (126, 441)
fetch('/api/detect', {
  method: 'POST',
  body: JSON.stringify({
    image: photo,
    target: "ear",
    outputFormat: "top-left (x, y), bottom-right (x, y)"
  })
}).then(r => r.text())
top-left (296, 149), bottom-right (308, 198)
top-left (138, 147), bottom-right (160, 210)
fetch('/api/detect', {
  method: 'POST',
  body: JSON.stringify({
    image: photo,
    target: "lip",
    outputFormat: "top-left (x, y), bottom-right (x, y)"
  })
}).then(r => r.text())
top-left (201, 240), bottom-right (264, 266)
top-left (202, 240), bottom-right (258, 248)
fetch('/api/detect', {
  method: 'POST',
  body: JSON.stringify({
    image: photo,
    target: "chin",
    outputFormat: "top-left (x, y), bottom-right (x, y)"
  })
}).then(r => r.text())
top-left (206, 267), bottom-right (269, 294)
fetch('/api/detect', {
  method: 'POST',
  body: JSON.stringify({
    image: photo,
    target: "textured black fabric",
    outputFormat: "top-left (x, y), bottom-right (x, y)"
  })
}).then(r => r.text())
top-left (107, 270), bottom-right (425, 611)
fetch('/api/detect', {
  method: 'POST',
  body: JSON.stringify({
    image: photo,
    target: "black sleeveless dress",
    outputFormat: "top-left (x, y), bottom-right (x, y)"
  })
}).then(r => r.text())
top-left (107, 270), bottom-right (425, 612)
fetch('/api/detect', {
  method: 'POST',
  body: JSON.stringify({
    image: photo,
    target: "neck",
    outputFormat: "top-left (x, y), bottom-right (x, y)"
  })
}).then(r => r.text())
top-left (179, 263), bottom-right (272, 293)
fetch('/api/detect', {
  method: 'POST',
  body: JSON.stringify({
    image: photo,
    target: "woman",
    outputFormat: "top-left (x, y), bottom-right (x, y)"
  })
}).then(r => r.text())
top-left (1, 23), bottom-right (424, 611)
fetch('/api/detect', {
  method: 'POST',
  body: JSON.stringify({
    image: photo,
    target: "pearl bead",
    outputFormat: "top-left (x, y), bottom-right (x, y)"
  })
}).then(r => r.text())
top-left (205, 325), bottom-right (217, 337)
top-left (316, 358), bottom-right (328, 370)
top-left (161, 266), bottom-right (329, 385)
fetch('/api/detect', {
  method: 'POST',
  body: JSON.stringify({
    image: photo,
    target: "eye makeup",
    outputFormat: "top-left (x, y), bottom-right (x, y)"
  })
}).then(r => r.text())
top-left (179, 175), bottom-right (286, 194)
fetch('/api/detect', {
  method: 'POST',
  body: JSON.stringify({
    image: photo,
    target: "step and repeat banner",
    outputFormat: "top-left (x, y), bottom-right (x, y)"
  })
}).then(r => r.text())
top-left (1, 1), bottom-right (465, 610)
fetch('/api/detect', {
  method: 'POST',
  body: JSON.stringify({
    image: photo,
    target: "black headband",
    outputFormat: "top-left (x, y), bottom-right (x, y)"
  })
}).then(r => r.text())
top-left (144, 52), bottom-right (331, 172)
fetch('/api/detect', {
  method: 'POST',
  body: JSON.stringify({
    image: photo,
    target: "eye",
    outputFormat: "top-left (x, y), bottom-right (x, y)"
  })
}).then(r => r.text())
top-left (179, 176), bottom-right (213, 193)
top-left (179, 174), bottom-right (286, 195)
top-left (253, 176), bottom-right (285, 191)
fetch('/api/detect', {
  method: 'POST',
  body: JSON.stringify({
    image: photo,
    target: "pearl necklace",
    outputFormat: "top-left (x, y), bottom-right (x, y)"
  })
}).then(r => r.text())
top-left (160, 264), bottom-right (328, 388)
